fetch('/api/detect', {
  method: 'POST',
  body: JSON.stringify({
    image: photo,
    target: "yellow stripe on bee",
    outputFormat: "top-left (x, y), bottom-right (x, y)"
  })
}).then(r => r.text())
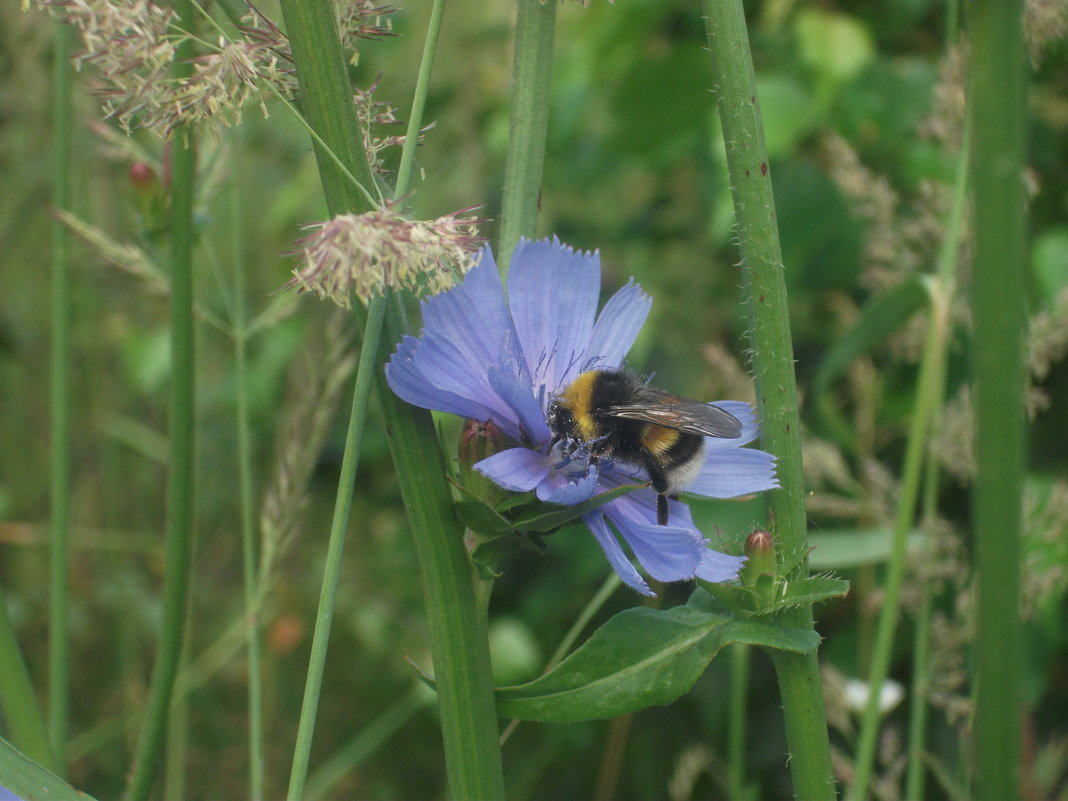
top-left (562, 371), bottom-right (601, 442)
top-left (639, 424), bottom-right (682, 457)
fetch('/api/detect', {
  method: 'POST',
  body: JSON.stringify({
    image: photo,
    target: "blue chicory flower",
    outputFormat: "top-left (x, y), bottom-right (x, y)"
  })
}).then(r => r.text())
top-left (386, 237), bottom-right (778, 595)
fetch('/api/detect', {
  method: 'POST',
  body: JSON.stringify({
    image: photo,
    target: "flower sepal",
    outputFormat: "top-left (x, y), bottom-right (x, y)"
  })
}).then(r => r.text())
top-left (453, 482), bottom-right (645, 581)
top-left (702, 570), bottom-right (850, 618)
top-left (455, 480), bottom-right (644, 539)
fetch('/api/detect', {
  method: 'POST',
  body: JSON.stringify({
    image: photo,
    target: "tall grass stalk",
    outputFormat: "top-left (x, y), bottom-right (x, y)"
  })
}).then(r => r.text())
top-left (48, 17), bottom-right (74, 775)
top-left (497, 0), bottom-right (556, 274)
top-left (123, 0), bottom-right (198, 795)
top-left (279, 1), bottom-right (503, 798)
top-left (702, 3), bottom-right (834, 798)
top-left (848, 139), bottom-right (969, 801)
top-left (968, 1), bottom-right (1027, 798)
top-left (230, 124), bottom-right (266, 800)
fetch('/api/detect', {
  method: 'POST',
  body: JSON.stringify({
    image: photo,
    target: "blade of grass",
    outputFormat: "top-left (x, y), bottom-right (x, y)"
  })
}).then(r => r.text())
top-left (48, 15), bottom-right (74, 776)
top-left (230, 121), bottom-right (266, 800)
top-left (123, 0), bottom-right (198, 794)
top-left (0, 585), bottom-right (55, 770)
top-left (0, 736), bottom-right (88, 800)
top-left (702, 3), bottom-right (834, 798)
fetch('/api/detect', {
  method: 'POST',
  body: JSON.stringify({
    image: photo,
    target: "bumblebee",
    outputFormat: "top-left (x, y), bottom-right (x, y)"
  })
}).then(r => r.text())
top-left (547, 369), bottom-right (742, 526)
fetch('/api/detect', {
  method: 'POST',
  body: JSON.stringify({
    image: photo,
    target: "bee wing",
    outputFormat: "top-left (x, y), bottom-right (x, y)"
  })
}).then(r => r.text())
top-left (605, 390), bottom-right (743, 438)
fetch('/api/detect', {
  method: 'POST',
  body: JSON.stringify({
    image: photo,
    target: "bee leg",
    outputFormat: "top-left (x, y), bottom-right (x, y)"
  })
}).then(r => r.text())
top-left (644, 459), bottom-right (672, 526)
top-left (656, 493), bottom-right (669, 526)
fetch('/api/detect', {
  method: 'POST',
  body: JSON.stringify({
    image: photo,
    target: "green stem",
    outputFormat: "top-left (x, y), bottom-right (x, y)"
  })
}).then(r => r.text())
top-left (303, 686), bottom-right (433, 801)
top-left (728, 644), bottom-right (750, 800)
top-left (230, 126), bottom-right (266, 800)
top-left (286, 295), bottom-right (387, 801)
top-left (702, 3), bottom-right (834, 798)
top-left (497, 0), bottom-right (556, 274)
top-left (848, 136), bottom-right (969, 801)
top-left (394, 0), bottom-right (447, 202)
top-left (48, 17), bottom-right (74, 775)
top-left (278, 1), bottom-right (503, 798)
top-left (163, 643), bottom-right (190, 801)
top-left (377, 300), bottom-right (506, 801)
top-left (905, 584), bottom-right (933, 800)
top-left (905, 346), bottom-right (949, 801)
top-left (123, 3), bottom-right (198, 796)
top-left (968, 1), bottom-right (1027, 798)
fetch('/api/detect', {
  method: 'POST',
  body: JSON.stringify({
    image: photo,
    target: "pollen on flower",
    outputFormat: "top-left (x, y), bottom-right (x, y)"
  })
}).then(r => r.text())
top-left (285, 204), bottom-right (484, 308)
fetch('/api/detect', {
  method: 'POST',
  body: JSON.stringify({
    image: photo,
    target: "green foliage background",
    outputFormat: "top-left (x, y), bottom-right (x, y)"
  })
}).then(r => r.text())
top-left (1, 0), bottom-right (1067, 798)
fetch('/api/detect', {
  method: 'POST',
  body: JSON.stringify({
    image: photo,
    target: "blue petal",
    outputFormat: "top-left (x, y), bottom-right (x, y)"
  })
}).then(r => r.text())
top-left (584, 512), bottom-right (653, 596)
top-left (707, 400), bottom-right (761, 446)
top-left (420, 246), bottom-right (517, 371)
top-left (488, 337), bottom-right (551, 444)
top-left (386, 336), bottom-right (499, 422)
top-left (539, 468), bottom-right (600, 505)
top-left (688, 446), bottom-right (779, 498)
top-left (475, 448), bottom-right (548, 492)
top-left (508, 237), bottom-right (601, 396)
top-left (584, 279), bottom-right (652, 373)
top-left (695, 549), bottom-right (747, 583)
top-left (603, 493), bottom-right (706, 582)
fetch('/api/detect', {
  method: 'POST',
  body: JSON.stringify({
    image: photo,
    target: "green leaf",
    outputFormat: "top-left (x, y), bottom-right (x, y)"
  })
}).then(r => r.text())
top-left (495, 590), bottom-right (819, 722)
top-left (507, 483), bottom-right (642, 532)
top-left (470, 533), bottom-right (547, 579)
top-left (0, 735), bottom-right (95, 800)
top-left (1031, 226), bottom-right (1068, 308)
top-left (812, 278), bottom-right (929, 396)
top-left (808, 528), bottom-right (926, 569)
top-left (703, 574), bottom-right (849, 617)
top-left (812, 278), bottom-right (928, 449)
top-left (777, 576), bottom-right (851, 609)
top-left (454, 499), bottom-right (514, 536)
top-left (794, 8), bottom-right (875, 85)
top-left (757, 74), bottom-right (819, 157)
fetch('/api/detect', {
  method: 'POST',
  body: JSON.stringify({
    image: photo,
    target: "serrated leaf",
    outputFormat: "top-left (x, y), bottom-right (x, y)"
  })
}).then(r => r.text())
top-left (703, 574), bottom-right (849, 616)
top-left (494, 491), bottom-right (537, 512)
top-left (776, 576), bottom-right (850, 608)
top-left (495, 591), bottom-right (820, 722)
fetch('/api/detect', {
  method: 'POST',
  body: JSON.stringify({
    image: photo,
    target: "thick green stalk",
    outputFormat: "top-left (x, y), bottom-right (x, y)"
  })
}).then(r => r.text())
top-left (230, 126), bottom-right (266, 800)
top-left (278, 2), bottom-right (504, 798)
top-left (702, 3), bottom-right (834, 799)
top-left (48, 18), bottom-right (74, 773)
top-left (123, 3), bottom-right (198, 796)
top-left (497, 0), bottom-right (556, 274)
top-left (968, 2), bottom-right (1027, 799)
top-left (728, 644), bottom-right (750, 800)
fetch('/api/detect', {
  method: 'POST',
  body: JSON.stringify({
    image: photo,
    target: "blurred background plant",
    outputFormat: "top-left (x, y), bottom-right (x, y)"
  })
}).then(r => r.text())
top-left (0, 0), bottom-right (1065, 799)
